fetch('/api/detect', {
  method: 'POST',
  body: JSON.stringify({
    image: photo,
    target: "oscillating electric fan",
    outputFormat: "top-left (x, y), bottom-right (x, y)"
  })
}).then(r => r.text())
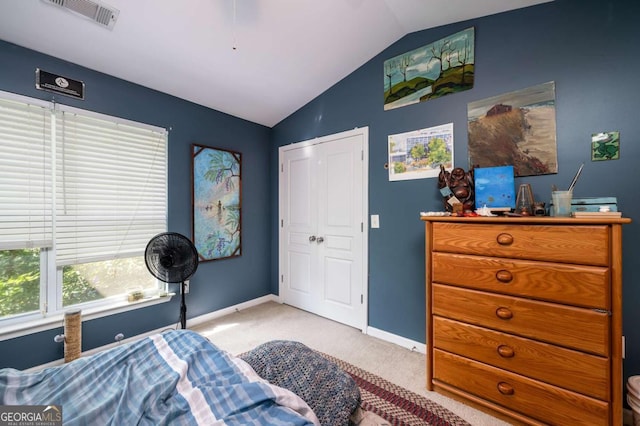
top-left (145, 232), bottom-right (199, 329)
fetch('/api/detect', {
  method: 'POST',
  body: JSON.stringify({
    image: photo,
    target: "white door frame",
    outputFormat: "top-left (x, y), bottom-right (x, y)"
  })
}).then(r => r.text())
top-left (278, 127), bottom-right (369, 332)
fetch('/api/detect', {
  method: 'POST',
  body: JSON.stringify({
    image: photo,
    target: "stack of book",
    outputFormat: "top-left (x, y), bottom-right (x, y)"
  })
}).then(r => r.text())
top-left (550, 196), bottom-right (621, 217)
top-left (571, 211), bottom-right (622, 218)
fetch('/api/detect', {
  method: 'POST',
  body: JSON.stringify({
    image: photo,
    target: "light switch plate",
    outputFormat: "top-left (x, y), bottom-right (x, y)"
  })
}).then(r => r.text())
top-left (371, 215), bottom-right (379, 228)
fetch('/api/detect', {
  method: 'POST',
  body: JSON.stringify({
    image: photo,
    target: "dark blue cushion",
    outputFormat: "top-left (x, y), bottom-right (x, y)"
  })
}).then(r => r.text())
top-left (240, 340), bottom-right (360, 426)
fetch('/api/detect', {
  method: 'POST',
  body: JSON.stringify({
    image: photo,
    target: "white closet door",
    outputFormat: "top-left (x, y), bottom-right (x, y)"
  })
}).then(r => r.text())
top-left (279, 128), bottom-right (368, 330)
top-left (280, 145), bottom-right (317, 311)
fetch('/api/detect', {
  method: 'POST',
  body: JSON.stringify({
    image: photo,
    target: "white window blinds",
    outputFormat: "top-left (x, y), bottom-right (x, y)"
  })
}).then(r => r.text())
top-left (55, 107), bottom-right (167, 266)
top-left (0, 96), bottom-right (53, 250)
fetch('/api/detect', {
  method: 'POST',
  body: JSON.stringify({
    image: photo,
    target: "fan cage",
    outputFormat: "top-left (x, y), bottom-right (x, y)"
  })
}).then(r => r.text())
top-left (145, 232), bottom-right (198, 284)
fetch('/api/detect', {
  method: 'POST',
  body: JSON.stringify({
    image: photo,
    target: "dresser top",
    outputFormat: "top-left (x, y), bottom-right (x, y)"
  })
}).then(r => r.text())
top-left (420, 215), bottom-right (632, 225)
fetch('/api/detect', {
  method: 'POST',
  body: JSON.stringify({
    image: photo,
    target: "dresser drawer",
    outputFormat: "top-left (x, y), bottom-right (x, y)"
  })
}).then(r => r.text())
top-left (432, 284), bottom-right (609, 356)
top-left (433, 317), bottom-right (609, 400)
top-left (432, 252), bottom-right (610, 309)
top-left (431, 223), bottom-right (609, 266)
top-left (433, 349), bottom-right (609, 426)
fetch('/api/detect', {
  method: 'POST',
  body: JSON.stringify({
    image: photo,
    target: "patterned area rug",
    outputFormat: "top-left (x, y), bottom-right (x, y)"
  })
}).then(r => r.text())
top-left (319, 353), bottom-right (471, 426)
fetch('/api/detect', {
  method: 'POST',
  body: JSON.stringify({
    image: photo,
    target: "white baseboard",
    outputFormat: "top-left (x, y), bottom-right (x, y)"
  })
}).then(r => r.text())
top-left (27, 294), bottom-right (427, 372)
top-left (187, 294), bottom-right (278, 328)
top-left (26, 294), bottom-right (278, 372)
top-left (366, 326), bottom-right (426, 354)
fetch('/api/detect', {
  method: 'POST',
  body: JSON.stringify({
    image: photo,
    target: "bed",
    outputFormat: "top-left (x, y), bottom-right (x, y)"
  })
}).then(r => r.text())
top-left (0, 330), bottom-right (361, 425)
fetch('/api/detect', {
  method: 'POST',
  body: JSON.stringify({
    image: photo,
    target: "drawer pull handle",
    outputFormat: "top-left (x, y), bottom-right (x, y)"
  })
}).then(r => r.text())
top-left (495, 270), bottom-right (513, 283)
top-left (496, 233), bottom-right (514, 246)
top-left (495, 307), bottom-right (513, 320)
top-left (497, 345), bottom-right (515, 358)
top-left (497, 382), bottom-right (515, 395)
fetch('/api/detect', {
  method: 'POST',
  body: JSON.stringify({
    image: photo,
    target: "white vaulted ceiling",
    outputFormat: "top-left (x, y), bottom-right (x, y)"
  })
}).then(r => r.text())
top-left (0, 0), bottom-right (552, 127)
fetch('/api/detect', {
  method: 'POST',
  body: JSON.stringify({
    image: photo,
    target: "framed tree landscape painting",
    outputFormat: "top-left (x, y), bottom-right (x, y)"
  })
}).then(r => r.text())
top-left (192, 144), bottom-right (241, 261)
top-left (384, 27), bottom-right (474, 110)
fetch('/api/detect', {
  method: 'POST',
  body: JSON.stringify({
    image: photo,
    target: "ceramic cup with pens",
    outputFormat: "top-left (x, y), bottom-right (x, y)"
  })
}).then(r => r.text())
top-left (552, 190), bottom-right (572, 217)
top-left (552, 163), bottom-right (582, 217)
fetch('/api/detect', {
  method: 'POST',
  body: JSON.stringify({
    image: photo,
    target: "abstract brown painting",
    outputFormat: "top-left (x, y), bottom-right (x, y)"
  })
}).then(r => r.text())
top-left (467, 81), bottom-right (557, 177)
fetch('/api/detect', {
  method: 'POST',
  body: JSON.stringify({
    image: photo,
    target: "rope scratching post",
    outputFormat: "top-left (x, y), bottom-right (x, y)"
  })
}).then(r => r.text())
top-left (63, 309), bottom-right (82, 363)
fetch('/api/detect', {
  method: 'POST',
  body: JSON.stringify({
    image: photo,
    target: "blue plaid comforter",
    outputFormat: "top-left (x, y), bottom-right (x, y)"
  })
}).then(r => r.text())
top-left (0, 330), bottom-right (317, 425)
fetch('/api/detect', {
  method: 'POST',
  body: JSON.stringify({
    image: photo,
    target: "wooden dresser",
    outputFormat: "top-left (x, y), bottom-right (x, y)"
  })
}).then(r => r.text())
top-left (421, 216), bottom-right (631, 426)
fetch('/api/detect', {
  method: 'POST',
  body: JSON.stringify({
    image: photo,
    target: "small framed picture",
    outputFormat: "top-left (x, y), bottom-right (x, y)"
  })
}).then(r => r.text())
top-left (591, 131), bottom-right (620, 161)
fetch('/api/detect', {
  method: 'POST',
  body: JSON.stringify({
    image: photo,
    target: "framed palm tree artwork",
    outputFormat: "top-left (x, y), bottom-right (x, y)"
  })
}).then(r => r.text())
top-left (191, 144), bottom-right (241, 261)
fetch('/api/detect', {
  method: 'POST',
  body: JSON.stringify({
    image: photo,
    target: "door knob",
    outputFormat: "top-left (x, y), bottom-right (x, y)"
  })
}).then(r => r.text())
top-left (497, 345), bottom-right (515, 358)
top-left (309, 235), bottom-right (316, 242)
top-left (497, 382), bottom-right (515, 395)
top-left (316, 237), bottom-right (324, 244)
top-left (496, 307), bottom-right (513, 320)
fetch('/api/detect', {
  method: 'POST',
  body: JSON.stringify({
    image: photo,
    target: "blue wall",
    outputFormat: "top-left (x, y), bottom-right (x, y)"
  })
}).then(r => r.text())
top-left (271, 0), bottom-right (640, 380)
top-left (0, 40), bottom-right (272, 369)
top-left (2, 0), bottom-right (640, 384)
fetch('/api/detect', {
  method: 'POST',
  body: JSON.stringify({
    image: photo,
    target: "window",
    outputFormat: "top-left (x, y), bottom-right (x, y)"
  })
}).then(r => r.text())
top-left (0, 92), bottom-right (167, 328)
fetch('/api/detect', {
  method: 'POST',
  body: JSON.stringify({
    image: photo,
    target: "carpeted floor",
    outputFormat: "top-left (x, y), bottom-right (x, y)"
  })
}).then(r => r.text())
top-left (191, 301), bottom-right (509, 425)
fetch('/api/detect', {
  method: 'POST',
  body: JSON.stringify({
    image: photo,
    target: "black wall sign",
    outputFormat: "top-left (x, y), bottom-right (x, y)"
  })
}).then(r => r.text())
top-left (35, 69), bottom-right (85, 100)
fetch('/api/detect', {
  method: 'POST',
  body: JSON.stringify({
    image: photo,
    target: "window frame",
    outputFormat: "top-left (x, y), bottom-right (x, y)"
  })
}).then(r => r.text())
top-left (0, 91), bottom-right (171, 340)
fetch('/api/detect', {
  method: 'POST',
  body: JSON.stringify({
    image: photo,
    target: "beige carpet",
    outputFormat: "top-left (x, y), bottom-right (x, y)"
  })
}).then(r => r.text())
top-left (191, 301), bottom-right (510, 426)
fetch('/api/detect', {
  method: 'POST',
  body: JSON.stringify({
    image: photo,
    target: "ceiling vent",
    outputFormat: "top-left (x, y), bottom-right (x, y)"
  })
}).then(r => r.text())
top-left (42, 0), bottom-right (119, 30)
